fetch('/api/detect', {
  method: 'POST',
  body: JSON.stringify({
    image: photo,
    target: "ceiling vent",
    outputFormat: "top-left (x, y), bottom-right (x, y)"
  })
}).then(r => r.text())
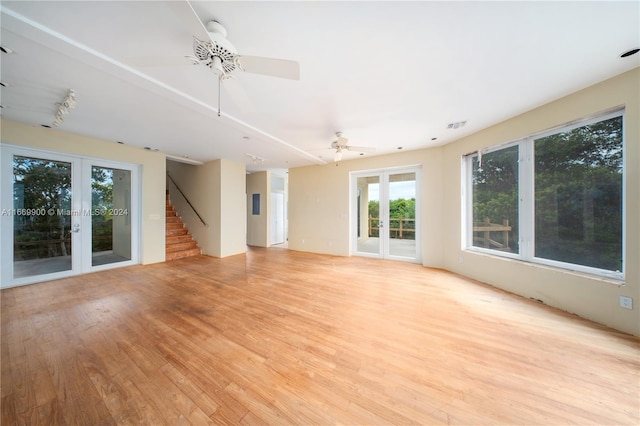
top-left (447, 121), bottom-right (467, 130)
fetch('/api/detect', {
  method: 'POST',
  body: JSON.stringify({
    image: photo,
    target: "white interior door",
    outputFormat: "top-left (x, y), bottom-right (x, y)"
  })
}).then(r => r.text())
top-left (270, 191), bottom-right (285, 245)
top-left (1, 145), bottom-right (139, 288)
top-left (352, 167), bottom-right (420, 262)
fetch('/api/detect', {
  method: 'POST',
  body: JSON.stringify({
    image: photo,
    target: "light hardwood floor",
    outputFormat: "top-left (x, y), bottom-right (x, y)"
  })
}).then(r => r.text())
top-left (1, 247), bottom-right (639, 425)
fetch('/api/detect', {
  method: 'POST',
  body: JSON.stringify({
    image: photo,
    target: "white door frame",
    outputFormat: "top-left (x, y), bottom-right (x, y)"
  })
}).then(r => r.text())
top-left (350, 165), bottom-right (421, 262)
top-left (0, 144), bottom-right (140, 288)
top-left (82, 158), bottom-right (140, 273)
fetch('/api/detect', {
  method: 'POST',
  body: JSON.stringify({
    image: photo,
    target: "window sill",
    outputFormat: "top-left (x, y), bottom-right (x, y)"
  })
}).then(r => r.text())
top-left (463, 247), bottom-right (626, 287)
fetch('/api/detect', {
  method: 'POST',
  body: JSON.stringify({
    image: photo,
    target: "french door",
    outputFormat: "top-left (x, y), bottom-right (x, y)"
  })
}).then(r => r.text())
top-left (0, 145), bottom-right (139, 288)
top-left (352, 167), bottom-right (420, 261)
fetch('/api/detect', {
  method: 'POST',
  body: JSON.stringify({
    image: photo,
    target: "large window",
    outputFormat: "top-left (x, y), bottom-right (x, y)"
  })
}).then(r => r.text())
top-left (464, 110), bottom-right (624, 278)
top-left (471, 145), bottom-right (520, 254)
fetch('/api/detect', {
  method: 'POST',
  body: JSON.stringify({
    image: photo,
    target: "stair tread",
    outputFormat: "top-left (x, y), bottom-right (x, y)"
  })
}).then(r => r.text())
top-left (166, 222), bottom-right (184, 229)
top-left (166, 235), bottom-right (194, 243)
top-left (166, 195), bottom-right (200, 260)
top-left (166, 242), bottom-right (198, 252)
top-left (166, 248), bottom-right (201, 261)
top-left (166, 229), bottom-right (189, 237)
top-left (166, 239), bottom-right (198, 246)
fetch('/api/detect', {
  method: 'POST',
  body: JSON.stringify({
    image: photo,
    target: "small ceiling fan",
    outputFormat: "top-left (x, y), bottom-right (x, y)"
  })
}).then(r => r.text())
top-left (180, 1), bottom-right (300, 115)
top-left (331, 132), bottom-right (376, 162)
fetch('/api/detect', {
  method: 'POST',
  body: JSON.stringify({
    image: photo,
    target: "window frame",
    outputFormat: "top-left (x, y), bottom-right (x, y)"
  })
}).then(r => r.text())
top-left (462, 108), bottom-right (625, 280)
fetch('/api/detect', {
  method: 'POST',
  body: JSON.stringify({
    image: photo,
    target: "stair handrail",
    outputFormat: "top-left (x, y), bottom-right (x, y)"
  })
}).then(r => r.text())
top-left (167, 172), bottom-right (209, 228)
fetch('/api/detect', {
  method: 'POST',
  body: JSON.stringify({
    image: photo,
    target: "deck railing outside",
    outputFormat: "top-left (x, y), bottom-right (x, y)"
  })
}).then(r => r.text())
top-left (368, 216), bottom-right (415, 239)
top-left (473, 218), bottom-right (511, 252)
top-left (367, 216), bottom-right (511, 251)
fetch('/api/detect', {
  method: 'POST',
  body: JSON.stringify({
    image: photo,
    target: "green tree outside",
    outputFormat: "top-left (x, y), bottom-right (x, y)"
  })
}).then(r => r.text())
top-left (367, 198), bottom-right (416, 239)
top-left (471, 115), bottom-right (623, 272)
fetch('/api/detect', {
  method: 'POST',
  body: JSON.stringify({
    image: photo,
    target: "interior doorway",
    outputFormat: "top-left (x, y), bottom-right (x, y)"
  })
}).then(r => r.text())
top-left (270, 173), bottom-right (287, 247)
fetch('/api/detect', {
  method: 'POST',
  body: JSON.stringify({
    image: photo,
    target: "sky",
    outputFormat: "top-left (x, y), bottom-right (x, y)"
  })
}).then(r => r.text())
top-left (368, 180), bottom-right (415, 201)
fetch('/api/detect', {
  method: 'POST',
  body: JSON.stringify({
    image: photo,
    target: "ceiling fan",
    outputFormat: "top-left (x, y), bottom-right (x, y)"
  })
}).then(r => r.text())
top-left (179, 1), bottom-right (300, 115)
top-left (331, 132), bottom-right (376, 162)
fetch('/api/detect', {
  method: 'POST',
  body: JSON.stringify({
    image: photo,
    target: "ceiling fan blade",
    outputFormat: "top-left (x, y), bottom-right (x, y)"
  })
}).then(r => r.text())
top-left (347, 145), bottom-right (376, 154)
top-left (221, 76), bottom-right (254, 112)
top-left (236, 56), bottom-right (300, 80)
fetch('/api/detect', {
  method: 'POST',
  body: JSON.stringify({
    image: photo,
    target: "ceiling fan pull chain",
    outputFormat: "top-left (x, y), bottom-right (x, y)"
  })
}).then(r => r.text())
top-left (217, 75), bottom-right (221, 117)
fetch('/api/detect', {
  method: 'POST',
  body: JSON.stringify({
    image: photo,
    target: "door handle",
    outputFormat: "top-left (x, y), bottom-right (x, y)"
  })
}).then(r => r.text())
top-left (71, 224), bottom-right (80, 233)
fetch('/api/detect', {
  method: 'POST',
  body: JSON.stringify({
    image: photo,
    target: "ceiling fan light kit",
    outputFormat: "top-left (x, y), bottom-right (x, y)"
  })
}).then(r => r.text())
top-left (186, 13), bottom-right (300, 116)
top-left (192, 23), bottom-right (237, 76)
top-left (330, 131), bottom-right (375, 162)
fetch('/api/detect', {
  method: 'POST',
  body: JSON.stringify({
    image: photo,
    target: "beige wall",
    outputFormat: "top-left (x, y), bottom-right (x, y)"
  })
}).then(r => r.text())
top-left (167, 158), bottom-right (246, 258)
top-left (219, 159), bottom-right (247, 257)
top-left (0, 119), bottom-right (166, 265)
top-left (441, 68), bottom-right (639, 336)
top-left (289, 68), bottom-right (639, 335)
top-left (289, 148), bottom-right (444, 267)
top-left (246, 171), bottom-right (270, 247)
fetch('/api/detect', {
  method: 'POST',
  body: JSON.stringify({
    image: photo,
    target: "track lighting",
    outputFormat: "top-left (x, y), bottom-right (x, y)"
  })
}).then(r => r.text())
top-left (51, 89), bottom-right (76, 127)
top-left (246, 154), bottom-right (264, 165)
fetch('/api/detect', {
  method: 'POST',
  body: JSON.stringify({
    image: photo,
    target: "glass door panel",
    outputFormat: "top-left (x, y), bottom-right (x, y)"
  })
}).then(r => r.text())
top-left (353, 168), bottom-right (420, 262)
top-left (12, 155), bottom-right (75, 279)
top-left (388, 172), bottom-right (416, 259)
top-left (91, 166), bottom-right (132, 266)
top-left (356, 175), bottom-right (381, 256)
top-left (2, 145), bottom-right (140, 287)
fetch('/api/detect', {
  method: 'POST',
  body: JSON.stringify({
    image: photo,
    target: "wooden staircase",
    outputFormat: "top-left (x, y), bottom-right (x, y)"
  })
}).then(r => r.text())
top-left (166, 193), bottom-right (201, 261)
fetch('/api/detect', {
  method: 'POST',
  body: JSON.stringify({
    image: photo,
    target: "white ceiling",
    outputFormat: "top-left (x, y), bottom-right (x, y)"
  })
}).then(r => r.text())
top-left (1, 1), bottom-right (638, 172)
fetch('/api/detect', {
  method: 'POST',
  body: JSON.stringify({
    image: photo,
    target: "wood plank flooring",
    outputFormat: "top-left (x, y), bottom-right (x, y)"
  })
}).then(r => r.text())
top-left (1, 247), bottom-right (639, 425)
